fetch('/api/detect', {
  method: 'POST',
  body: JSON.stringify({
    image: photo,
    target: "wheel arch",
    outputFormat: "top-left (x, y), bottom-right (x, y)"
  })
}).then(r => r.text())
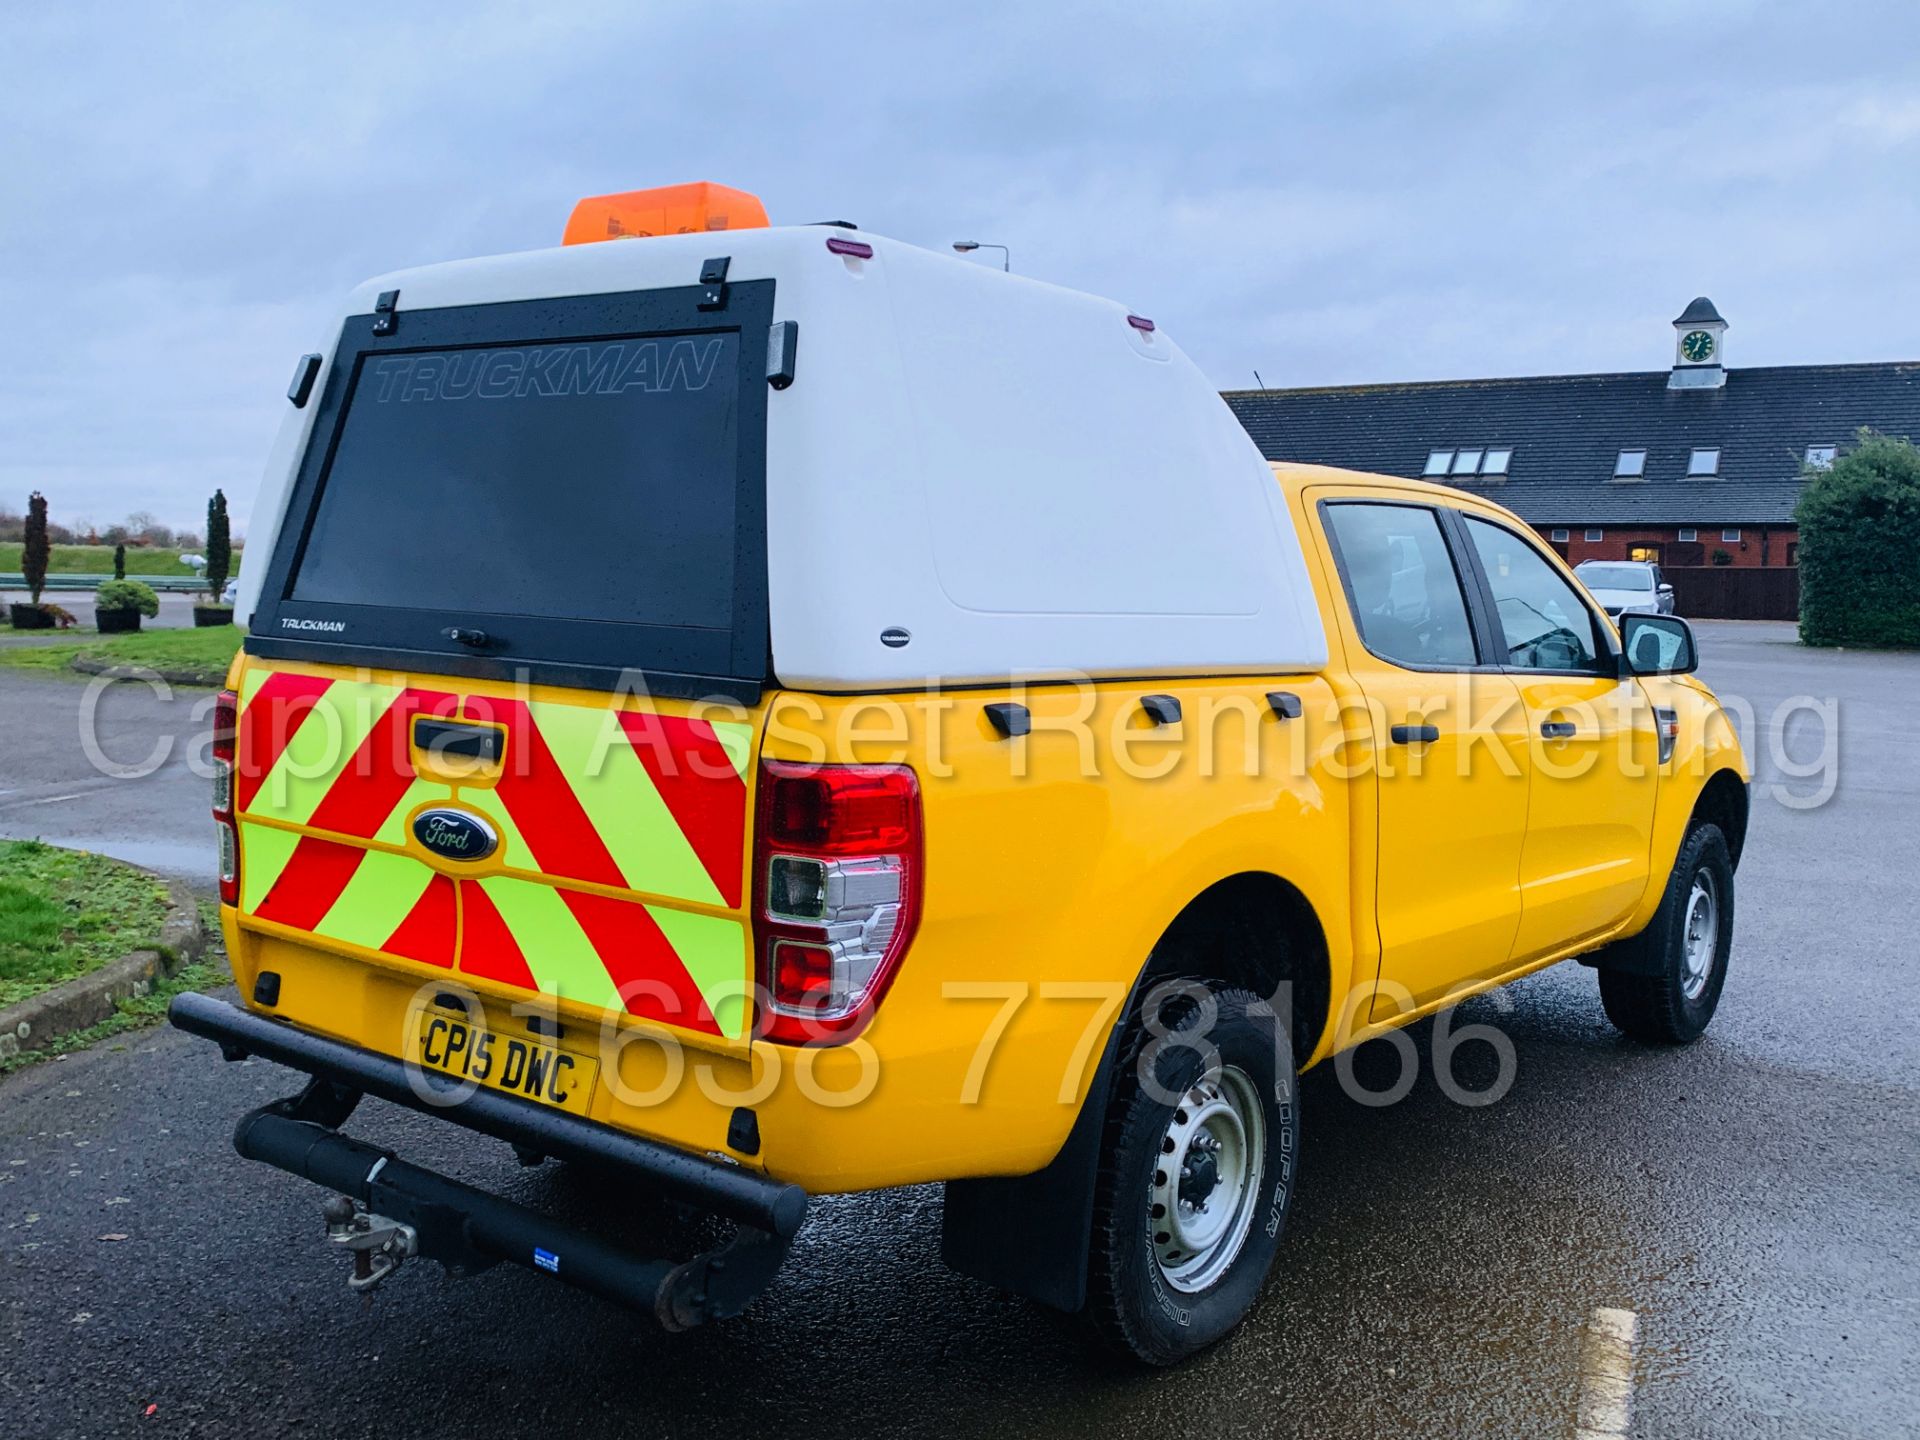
top-left (1134, 870), bottom-right (1335, 1067)
top-left (1692, 767), bottom-right (1750, 869)
top-left (942, 867), bottom-right (1332, 1314)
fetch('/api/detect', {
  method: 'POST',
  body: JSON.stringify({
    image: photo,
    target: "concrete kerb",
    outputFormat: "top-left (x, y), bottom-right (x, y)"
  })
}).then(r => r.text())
top-left (0, 877), bottom-right (208, 1060)
top-left (69, 655), bottom-right (226, 687)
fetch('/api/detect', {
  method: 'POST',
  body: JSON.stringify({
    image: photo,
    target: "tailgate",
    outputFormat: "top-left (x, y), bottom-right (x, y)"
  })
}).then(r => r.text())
top-left (232, 661), bottom-right (760, 1042)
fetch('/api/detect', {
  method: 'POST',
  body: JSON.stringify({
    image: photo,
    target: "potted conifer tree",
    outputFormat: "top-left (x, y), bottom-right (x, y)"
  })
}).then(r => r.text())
top-left (9, 492), bottom-right (53, 629)
top-left (95, 579), bottom-right (160, 633)
top-left (194, 489), bottom-right (234, 627)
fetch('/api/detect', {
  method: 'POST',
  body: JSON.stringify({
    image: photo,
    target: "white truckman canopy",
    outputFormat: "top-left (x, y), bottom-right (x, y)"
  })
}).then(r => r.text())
top-left (239, 194), bottom-right (1328, 691)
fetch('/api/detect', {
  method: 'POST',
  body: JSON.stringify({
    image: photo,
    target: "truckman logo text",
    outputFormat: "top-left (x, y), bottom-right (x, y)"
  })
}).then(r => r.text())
top-left (367, 337), bottom-right (725, 404)
top-left (279, 617), bottom-right (346, 633)
top-left (411, 808), bottom-right (499, 862)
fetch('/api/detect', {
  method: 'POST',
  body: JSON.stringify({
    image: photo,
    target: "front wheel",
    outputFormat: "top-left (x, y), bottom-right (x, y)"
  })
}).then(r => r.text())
top-left (1598, 822), bottom-right (1735, 1044)
top-left (1083, 984), bottom-right (1298, 1365)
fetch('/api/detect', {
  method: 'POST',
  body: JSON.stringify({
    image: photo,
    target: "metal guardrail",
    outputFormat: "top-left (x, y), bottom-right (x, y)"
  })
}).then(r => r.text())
top-left (1, 573), bottom-right (215, 593)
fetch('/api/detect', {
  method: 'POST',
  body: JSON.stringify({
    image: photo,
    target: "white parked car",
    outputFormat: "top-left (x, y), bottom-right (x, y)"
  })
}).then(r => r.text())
top-left (1575, 560), bottom-right (1675, 618)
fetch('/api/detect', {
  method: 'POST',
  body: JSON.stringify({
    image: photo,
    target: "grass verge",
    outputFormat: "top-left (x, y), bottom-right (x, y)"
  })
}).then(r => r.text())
top-left (0, 905), bottom-right (230, 1077)
top-left (0, 840), bottom-right (175, 1007)
top-left (0, 624), bottom-right (240, 684)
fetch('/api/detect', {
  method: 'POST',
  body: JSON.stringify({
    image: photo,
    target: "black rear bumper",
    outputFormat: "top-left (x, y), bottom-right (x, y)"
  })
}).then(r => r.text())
top-left (168, 993), bottom-right (805, 1326)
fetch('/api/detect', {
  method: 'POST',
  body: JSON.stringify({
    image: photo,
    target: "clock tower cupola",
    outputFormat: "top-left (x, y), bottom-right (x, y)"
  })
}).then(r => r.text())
top-left (1669, 296), bottom-right (1728, 390)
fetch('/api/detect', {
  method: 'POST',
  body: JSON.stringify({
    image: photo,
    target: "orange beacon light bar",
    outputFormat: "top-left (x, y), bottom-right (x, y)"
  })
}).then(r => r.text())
top-left (562, 182), bottom-right (770, 246)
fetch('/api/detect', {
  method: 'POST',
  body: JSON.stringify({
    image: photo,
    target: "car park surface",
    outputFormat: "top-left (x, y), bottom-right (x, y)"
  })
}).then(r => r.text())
top-left (1, 620), bottom-right (1915, 1436)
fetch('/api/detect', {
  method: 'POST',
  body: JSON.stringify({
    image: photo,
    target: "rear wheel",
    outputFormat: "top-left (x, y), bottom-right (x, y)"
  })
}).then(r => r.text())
top-left (1598, 822), bottom-right (1734, 1044)
top-left (1084, 984), bottom-right (1297, 1365)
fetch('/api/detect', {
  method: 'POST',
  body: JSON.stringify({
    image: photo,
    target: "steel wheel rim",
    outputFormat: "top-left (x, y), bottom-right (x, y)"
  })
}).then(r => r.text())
top-left (1681, 869), bottom-right (1719, 1001)
top-left (1148, 1065), bottom-right (1265, 1294)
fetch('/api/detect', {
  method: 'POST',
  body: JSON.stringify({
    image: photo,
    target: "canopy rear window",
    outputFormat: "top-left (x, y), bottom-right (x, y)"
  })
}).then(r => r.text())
top-left (292, 335), bottom-right (739, 627)
top-left (250, 284), bottom-right (773, 699)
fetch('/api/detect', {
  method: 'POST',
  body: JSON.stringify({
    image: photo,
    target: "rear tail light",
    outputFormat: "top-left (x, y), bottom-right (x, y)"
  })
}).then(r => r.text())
top-left (752, 761), bottom-right (922, 1045)
top-left (212, 688), bottom-right (239, 906)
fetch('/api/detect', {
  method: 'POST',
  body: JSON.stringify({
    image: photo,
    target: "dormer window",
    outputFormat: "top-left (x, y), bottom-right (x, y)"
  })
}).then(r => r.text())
top-left (1688, 447), bottom-right (1721, 476)
top-left (1614, 448), bottom-right (1647, 479)
top-left (1806, 444), bottom-right (1836, 469)
top-left (1423, 449), bottom-right (1454, 476)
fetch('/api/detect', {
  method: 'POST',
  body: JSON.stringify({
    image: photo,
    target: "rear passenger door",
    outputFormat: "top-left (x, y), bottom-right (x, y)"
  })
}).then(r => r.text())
top-left (1455, 515), bottom-right (1659, 959)
top-left (1314, 496), bottom-right (1532, 1013)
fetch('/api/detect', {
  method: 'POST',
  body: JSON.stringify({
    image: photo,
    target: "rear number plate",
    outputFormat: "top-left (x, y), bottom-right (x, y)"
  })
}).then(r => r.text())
top-left (413, 1009), bottom-right (598, 1116)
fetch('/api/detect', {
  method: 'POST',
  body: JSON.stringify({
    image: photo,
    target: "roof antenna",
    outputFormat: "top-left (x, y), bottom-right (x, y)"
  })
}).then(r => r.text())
top-left (1252, 370), bottom-right (1271, 391)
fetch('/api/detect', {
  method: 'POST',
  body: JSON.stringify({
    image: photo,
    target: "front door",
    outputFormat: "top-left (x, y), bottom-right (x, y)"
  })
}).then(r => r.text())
top-left (1315, 496), bottom-right (1532, 1013)
top-left (1457, 516), bottom-right (1660, 959)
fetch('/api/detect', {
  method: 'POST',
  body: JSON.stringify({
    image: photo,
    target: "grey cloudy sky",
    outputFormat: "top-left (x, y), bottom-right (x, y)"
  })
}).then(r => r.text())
top-left (4, 1), bottom-right (1917, 534)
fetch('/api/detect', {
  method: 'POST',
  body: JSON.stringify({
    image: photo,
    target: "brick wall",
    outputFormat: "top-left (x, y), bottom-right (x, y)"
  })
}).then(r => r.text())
top-left (1532, 524), bottom-right (1798, 568)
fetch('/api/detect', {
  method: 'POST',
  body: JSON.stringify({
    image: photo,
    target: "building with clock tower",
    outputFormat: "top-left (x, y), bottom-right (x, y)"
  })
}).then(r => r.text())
top-left (1669, 296), bottom-right (1728, 390)
top-left (1224, 295), bottom-right (1920, 619)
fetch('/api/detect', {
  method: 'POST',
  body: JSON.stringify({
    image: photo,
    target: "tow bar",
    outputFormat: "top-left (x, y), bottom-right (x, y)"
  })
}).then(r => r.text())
top-left (169, 993), bottom-right (806, 1329)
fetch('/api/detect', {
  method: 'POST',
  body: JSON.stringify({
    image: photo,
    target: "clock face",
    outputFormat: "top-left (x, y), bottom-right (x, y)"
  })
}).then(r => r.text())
top-left (1681, 329), bottom-right (1716, 363)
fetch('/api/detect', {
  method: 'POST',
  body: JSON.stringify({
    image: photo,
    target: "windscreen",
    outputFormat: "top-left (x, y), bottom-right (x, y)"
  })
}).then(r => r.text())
top-left (290, 334), bottom-right (741, 629)
top-left (1576, 563), bottom-right (1654, 590)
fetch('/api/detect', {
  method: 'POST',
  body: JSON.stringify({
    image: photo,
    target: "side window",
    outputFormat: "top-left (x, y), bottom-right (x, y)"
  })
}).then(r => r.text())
top-left (1463, 516), bottom-right (1606, 671)
top-left (1323, 503), bottom-right (1479, 669)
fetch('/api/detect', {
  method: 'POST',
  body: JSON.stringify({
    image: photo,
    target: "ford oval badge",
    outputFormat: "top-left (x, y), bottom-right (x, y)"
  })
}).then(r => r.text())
top-left (412, 808), bottom-right (498, 862)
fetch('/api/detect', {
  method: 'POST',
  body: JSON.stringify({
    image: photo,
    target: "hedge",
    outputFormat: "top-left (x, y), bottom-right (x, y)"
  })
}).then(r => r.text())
top-left (1796, 430), bottom-right (1920, 648)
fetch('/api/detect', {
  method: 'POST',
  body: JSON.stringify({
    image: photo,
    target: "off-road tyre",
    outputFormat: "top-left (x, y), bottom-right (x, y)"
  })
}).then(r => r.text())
top-left (1598, 822), bottom-right (1734, 1044)
top-left (1083, 984), bottom-right (1298, 1365)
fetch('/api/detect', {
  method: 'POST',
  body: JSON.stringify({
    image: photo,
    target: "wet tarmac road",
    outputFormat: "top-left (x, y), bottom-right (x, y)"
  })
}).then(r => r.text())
top-left (0, 656), bottom-right (217, 884)
top-left (3, 623), bottom-right (1917, 1438)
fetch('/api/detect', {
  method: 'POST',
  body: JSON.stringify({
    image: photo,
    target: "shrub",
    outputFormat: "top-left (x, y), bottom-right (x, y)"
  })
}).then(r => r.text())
top-left (113, 542), bottom-right (127, 580)
top-left (96, 579), bottom-right (160, 618)
top-left (205, 489), bottom-right (231, 602)
top-left (1797, 430), bottom-right (1920, 648)
top-left (22, 492), bottom-right (49, 604)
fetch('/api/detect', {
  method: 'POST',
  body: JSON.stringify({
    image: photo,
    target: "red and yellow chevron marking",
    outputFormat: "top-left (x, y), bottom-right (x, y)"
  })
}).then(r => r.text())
top-left (232, 666), bottom-right (756, 1039)
top-left (242, 829), bottom-right (457, 970)
top-left (461, 696), bottom-right (749, 906)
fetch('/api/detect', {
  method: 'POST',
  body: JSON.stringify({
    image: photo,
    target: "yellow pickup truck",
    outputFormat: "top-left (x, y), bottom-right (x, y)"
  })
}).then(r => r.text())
top-left (173, 183), bottom-right (1748, 1364)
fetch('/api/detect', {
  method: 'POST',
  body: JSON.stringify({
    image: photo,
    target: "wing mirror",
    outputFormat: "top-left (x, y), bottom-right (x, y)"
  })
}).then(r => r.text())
top-left (1658, 582), bottom-right (1675, 596)
top-left (1621, 613), bottom-right (1697, 676)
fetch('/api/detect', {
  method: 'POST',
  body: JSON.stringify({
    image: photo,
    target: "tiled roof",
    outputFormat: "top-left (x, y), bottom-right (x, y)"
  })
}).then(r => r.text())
top-left (1223, 361), bottom-right (1920, 525)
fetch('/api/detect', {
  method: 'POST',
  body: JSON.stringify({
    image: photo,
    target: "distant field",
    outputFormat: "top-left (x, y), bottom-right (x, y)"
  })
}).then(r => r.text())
top-left (0, 543), bottom-right (241, 576)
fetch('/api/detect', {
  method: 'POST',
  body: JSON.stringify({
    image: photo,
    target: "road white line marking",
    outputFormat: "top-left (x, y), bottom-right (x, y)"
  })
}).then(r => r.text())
top-left (0, 792), bottom-right (86, 811)
top-left (1573, 1306), bottom-right (1638, 1440)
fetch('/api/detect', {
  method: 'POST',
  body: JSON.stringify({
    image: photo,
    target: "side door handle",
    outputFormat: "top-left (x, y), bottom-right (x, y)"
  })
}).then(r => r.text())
top-left (1389, 724), bottom-right (1440, 745)
top-left (1540, 720), bottom-right (1578, 740)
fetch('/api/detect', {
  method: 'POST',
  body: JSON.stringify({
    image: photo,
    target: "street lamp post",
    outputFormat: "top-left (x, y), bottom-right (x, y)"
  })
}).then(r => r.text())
top-left (952, 241), bottom-right (1010, 272)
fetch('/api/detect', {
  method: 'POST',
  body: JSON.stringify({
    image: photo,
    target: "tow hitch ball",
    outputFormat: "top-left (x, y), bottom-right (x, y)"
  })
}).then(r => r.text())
top-left (322, 1193), bottom-right (417, 1294)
